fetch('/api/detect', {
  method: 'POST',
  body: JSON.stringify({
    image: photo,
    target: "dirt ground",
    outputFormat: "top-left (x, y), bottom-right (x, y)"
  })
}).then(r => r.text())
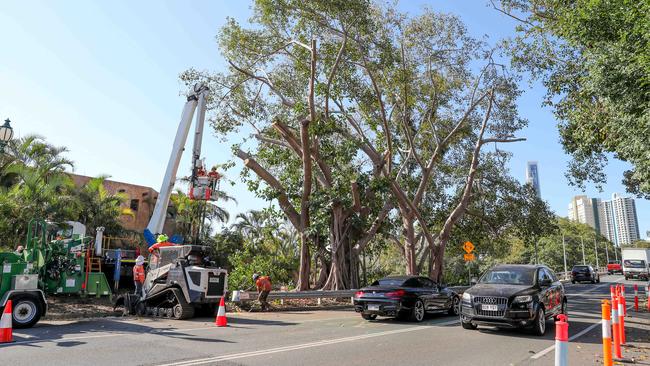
top-left (43, 294), bottom-right (351, 320)
top-left (44, 295), bottom-right (121, 320)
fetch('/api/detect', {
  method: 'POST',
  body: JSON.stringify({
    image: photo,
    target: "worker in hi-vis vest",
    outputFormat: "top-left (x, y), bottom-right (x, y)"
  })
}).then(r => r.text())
top-left (253, 273), bottom-right (272, 311)
top-left (133, 255), bottom-right (146, 298)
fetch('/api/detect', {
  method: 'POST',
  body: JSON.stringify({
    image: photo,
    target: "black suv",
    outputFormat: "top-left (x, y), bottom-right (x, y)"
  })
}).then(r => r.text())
top-left (460, 264), bottom-right (566, 336)
top-left (571, 265), bottom-right (600, 284)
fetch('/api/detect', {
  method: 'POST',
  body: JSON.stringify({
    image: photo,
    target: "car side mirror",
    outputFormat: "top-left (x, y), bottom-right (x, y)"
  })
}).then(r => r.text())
top-left (539, 279), bottom-right (552, 287)
top-left (470, 277), bottom-right (478, 285)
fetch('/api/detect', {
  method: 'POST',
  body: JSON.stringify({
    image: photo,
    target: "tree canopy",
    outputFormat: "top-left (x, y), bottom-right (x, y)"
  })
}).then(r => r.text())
top-left (493, 0), bottom-right (650, 196)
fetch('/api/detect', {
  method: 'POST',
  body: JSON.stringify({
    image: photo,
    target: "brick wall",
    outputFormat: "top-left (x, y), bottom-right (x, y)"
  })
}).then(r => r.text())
top-left (68, 173), bottom-right (176, 234)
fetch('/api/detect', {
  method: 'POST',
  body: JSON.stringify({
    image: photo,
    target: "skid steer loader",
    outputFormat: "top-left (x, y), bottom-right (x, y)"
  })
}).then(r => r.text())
top-left (115, 245), bottom-right (227, 319)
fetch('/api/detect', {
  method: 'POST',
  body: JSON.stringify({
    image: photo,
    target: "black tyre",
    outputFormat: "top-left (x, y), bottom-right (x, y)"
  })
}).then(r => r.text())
top-left (532, 307), bottom-right (546, 336)
top-left (11, 294), bottom-right (43, 329)
top-left (591, 278), bottom-right (596, 284)
top-left (571, 280), bottom-right (576, 284)
top-left (461, 316), bottom-right (477, 330)
top-left (361, 313), bottom-right (377, 321)
top-left (596, 276), bottom-right (600, 283)
top-left (448, 296), bottom-right (460, 316)
top-left (410, 299), bottom-right (425, 322)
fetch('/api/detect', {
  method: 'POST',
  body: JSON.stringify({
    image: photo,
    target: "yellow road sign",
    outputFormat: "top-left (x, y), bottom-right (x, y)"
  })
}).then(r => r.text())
top-left (464, 253), bottom-right (475, 261)
top-left (462, 241), bottom-right (475, 253)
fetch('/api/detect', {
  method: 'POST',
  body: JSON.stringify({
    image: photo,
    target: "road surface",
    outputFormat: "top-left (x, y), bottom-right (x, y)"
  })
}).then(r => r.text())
top-left (2, 275), bottom-right (647, 366)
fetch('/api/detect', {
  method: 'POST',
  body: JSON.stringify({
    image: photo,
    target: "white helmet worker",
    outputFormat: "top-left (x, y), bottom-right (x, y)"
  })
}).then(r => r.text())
top-left (135, 255), bottom-right (145, 266)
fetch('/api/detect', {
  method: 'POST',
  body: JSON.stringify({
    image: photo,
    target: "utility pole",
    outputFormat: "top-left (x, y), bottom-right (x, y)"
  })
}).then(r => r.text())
top-left (604, 240), bottom-right (610, 264)
top-left (594, 237), bottom-right (599, 269)
top-left (581, 237), bottom-right (586, 265)
top-left (614, 243), bottom-right (619, 262)
top-left (562, 234), bottom-right (568, 280)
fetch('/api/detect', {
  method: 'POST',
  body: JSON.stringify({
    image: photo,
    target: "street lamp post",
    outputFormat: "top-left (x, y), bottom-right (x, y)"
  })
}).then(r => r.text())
top-left (562, 234), bottom-right (568, 280)
top-left (0, 118), bottom-right (14, 153)
top-left (594, 238), bottom-right (599, 269)
top-left (581, 237), bottom-right (586, 265)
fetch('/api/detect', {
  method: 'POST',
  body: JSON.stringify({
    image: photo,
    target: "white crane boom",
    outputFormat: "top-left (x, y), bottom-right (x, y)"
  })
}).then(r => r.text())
top-left (146, 84), bottom-right (209, 236)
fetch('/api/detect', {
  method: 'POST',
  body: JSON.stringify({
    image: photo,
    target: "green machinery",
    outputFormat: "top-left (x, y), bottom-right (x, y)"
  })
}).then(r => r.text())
top-left (0, 219), bottom-right (111, 328)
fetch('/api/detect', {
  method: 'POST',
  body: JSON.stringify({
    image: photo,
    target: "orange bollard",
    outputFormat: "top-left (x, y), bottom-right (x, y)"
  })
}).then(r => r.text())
top-left (610, 285), bottom-right (616, 304)
top-left (621, 285), bottom-right (627, 316)
top-left (618, 295), bottom-right (626, 345)
top-left (634, 284), bottom-right (639, 312)
top-left (612, 296), bottom-right (622, 359)
top-left (555, 314), bottom-right (569, 366)
top-left (0, 300), bottom-right (12, 343)
top-left (602, 300), bottom-right (613, 366)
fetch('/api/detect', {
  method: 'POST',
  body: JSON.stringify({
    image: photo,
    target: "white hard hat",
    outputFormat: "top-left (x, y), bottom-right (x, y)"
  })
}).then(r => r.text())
top-left (136, 255), bottom-right (145, 265)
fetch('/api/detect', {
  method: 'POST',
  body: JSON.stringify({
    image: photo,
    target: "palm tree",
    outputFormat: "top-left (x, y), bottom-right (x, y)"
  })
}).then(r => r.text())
top-left (74, 175), bottom-right (134, 236)
top-left (170, 189), bottom-right (234, 241)
top-left (230, 210), bottom-right (266, 242)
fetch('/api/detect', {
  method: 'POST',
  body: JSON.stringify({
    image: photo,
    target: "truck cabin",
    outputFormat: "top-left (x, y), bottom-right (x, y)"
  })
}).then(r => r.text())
top-left (148, 245), bottom-right (211, 270)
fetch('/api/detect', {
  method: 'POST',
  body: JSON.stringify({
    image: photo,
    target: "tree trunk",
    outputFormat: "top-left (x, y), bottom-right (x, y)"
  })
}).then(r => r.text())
top-left (402, 216), bottom-right (417, 275)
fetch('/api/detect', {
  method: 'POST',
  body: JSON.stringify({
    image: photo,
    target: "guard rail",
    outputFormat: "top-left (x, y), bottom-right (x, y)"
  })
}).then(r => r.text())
top-left (231, 286), bottom-right (470, 303)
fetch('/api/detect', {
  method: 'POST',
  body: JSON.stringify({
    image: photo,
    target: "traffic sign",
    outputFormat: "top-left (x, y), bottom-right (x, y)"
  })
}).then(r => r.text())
top-left (462, 241), bottom-right (475, 254)
top-left (464, 253), bottom-right (475, 261)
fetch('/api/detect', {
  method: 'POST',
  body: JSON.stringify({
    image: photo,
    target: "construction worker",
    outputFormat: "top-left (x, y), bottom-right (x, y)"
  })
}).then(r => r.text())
top-left (253, 273), bottom-right (272, 311)
top-left (133, 255), bottom-right (146, 298)
top-left (148, 234), bottom-right (176, 253)
top-left (14, 245), bottom-right (24, 255)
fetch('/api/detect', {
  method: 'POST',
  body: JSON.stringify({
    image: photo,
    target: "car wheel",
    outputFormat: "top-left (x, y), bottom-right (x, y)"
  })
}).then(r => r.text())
top-left (11, 294), bottom-right (43, 329)
top-left (410, 299), bottom-right (425, 322)
top-left (532, 307), bottom-right (546, 336)
top-left (461, 319), bottom-right (477, 330)
top-left (591, 278), bottom-right (596, 284)
top-left (596, 276), bottom-right (600, 283)
top-left (571, 280), bottom-right (575, 284)
top-left (448, 296), bottom-right (460, 316)
top-left (361, 313), bottom-right (377, 321)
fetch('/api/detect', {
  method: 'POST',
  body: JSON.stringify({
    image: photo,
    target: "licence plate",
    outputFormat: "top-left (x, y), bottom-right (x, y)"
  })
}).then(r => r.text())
top-left (368, 304), bottom-right (380, 311)
top-left (481, 304), bottom-right (498, 311)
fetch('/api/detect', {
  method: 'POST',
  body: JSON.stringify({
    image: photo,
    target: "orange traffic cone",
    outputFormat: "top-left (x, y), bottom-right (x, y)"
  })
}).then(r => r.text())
top-left (215, 297), bottom-right (227, 327)
top-left (1, 300), bottom-right (13, 343)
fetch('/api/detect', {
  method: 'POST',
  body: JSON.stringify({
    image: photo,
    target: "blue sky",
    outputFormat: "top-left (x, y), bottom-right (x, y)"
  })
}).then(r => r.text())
top-left (1, 1), bottom-right (647, 239)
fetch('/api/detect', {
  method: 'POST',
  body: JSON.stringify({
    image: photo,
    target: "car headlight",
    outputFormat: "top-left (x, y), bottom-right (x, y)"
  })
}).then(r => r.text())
top-left (513, 295), bottom-right (533, 303)
top-left (462, 292), bottom-right (471, 301)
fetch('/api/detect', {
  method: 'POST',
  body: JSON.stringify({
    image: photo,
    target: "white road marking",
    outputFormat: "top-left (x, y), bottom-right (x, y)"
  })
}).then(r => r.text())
top-left (155, 319), bottom-right (460, 366)
top-left (530, 303), bottom-right (633, 360)
top-left (0, 314), bottom-right (379, 348)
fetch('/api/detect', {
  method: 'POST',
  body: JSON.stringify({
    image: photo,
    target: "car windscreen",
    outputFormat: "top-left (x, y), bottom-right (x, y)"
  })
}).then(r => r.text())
top-left (479, 268), bottom-right (535, 285)
top-left (623, 260), bottom-right (646, 268)
top-left (572, 266), bottom-right (589, 271)
top-left (371, 278), bottom-right (406, 287)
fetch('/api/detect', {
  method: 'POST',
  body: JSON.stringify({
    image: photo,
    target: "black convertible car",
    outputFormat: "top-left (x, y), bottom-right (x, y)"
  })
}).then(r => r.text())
top-left (353, 276), bottom-right (460, 322)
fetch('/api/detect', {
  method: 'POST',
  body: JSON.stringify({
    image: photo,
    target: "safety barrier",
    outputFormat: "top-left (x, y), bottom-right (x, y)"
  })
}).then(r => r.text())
top-left (232, 286), bottom-right (470, 303)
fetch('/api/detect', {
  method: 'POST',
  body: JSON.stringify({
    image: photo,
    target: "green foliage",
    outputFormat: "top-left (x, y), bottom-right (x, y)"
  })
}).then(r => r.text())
top-left (624, 240), bottom-right (650, 249)
top-left (496, 0), bottom-right (650, 195)
top-left (0, 135), bottom-right (134, 250)
top-left (221, 208), bottom-right (300, 290)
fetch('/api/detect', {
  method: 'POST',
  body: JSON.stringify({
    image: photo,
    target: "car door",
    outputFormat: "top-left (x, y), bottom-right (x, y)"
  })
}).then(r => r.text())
top-left (544, 268), bottom-right (562, 315)
top-left (416, 277), bottom-right (437, 310)
top-left (537, 268), bottom-right (552, 313)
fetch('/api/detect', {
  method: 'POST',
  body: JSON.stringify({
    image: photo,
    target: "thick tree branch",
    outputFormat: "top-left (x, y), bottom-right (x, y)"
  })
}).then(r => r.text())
top-left (235, 149), bottom-right (301, 229)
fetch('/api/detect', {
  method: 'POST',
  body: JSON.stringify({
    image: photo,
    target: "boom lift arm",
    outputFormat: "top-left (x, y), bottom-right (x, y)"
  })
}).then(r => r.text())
top-left (145, 84), bottom-right (209, 243)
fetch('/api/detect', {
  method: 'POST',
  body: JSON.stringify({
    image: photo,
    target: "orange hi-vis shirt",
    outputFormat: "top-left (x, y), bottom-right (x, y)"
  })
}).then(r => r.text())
top-left (133, 265), bottom-right (145, 283)
top-left (256, 276), bottom-right (272, 292)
